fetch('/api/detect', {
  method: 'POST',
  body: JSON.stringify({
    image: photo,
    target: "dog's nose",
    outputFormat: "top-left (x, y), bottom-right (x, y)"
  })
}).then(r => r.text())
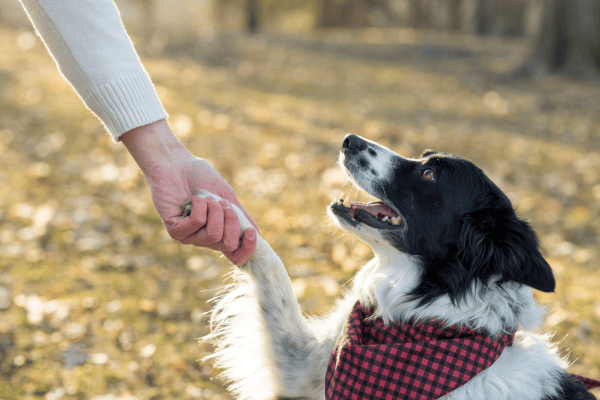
top-left (343, 134), bottom-right (367, 151)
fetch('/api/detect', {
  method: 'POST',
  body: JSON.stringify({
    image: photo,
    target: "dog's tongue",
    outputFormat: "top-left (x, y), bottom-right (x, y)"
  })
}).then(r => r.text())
top-left (349, 201), bottom-right (398, 219)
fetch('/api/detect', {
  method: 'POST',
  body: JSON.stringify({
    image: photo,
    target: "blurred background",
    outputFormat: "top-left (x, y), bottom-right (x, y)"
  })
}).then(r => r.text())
top-left (1, 0), bottom-right (600, 398)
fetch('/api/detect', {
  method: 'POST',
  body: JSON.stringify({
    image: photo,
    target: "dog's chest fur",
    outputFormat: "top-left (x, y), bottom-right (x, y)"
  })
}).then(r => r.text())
top-left (204, 238), bottom-right (572, 400)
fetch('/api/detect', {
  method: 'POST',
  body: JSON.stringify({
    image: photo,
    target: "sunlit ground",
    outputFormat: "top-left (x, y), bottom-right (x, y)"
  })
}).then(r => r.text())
top-left (0, 25), bottom-right (599, 399)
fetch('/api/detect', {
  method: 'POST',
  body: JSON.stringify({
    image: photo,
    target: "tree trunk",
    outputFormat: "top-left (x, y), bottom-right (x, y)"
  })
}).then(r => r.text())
top-left (411, 0), bottom-right (432, 29)
top-left (475, 0), bottom-right (492, 35)
top-left (348, 0), bottom-right (368, 27)
top-left (450, 0), bottom-right (462, 31)
top-left (318, 0), bottom-right (369, 28)
top-left (247, 0), bottom-right (260, 33)
top-left (319, 0), bottom-right (338, 27)
top-left (476, 0), bottom-right (525, 37)
top-left (140, 0), bottom-right (155, 39)
top-left (508, 0), bottom-right (600, 80)
top-left (365, 0), bottom-right (402, 26)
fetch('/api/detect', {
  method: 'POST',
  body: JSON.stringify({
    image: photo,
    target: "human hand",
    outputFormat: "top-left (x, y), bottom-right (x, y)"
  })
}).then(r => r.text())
top-left (121, 120), bottom-right (259, 266)
top-left (147, 156), bottom-right (259, 265)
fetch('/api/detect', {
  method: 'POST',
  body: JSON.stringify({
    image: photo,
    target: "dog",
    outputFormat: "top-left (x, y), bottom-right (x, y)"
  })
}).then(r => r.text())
top-left (187, 134), bottom-right (598, 400)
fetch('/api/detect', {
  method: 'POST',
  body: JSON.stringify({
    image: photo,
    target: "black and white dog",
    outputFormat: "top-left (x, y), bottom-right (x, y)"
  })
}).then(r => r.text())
top-left (193, 134), bottom-right (597, 400)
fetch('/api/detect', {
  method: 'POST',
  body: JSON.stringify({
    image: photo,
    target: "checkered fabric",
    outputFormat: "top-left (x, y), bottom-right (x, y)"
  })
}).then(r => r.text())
top-left (325, 301), bottom-right (515, 400)
top-left (572, 374), bottom-right (600, 390)
top-left (325, 301), bottom-right (600, 400)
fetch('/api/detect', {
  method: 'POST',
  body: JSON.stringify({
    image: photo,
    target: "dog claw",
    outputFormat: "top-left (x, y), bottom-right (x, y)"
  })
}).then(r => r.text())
top-left (182, 200), bottom-right (193, 217)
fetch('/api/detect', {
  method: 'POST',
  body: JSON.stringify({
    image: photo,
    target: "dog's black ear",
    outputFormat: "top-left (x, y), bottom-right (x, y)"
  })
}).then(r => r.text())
top-left (458, 208), bottom-right (555, 293)
top-left (420, 149), bottom-right (437, 158)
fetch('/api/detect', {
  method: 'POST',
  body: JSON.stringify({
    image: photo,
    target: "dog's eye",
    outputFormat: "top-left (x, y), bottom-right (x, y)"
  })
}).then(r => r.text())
top-left (421, 168), bottom-right (435, 181)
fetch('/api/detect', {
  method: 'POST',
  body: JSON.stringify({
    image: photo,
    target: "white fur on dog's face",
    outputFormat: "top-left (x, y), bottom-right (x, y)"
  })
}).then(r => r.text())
top-left (338, 136), bottom-right (396, 193)
top-left (327, 204), bottom-right (389, 251)
top-left (328, 137), bottom-right (405, 251)
top-left (327, 135), bottom-right (424, 324)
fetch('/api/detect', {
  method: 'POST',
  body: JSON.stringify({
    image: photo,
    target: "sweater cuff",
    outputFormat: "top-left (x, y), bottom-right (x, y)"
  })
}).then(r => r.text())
top-left (83, 71), bottom-right (168, 141)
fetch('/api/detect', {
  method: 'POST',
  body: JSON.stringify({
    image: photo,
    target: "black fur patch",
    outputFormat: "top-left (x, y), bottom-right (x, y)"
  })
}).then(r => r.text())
top-left (542, 373), bottom-right (597, 400)
top-left (343, 140), bottom-right (556, 304)
top-left (382, 152), bottom-right (555, 304)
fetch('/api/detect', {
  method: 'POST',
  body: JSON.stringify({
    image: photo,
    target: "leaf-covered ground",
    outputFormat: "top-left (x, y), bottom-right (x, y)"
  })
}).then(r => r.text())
top-left (0, 25), bottom-right (599, 399)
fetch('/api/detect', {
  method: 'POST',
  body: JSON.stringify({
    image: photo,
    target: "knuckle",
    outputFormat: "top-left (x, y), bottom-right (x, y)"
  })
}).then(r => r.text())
top-left (191, 212), bottom-right (207, 226)
top-left (225, 239), bottom-right (239, 253)
top-left (224, 206), bottom-right (238, 220)
top-left (191, 196), bottom-right (206, 206)
top-left (206, 229), bottom-right (223, 243)
top-left (208, 201), bottom-right (223, 217)
top-left (200, 242), bottom-right (218, 251)
top-left (167, 227), bottom-right (182, 241)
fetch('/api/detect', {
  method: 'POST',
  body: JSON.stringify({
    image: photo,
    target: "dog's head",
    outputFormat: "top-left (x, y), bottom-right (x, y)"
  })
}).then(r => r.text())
top-left (328, 134), bottom-right (555, 304)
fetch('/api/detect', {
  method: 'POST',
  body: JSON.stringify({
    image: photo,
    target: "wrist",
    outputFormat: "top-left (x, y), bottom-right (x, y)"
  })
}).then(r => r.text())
top-left (121, 120), bottom-right (193, 174)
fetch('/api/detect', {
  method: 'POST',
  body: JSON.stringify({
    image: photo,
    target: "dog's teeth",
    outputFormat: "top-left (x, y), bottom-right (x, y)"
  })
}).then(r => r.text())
top-left (391, 216), bottom-right (402, 226)
top-left (339, 193), bottom-right (350, 208)
top-left (382, 216), bottom-right (389, 222)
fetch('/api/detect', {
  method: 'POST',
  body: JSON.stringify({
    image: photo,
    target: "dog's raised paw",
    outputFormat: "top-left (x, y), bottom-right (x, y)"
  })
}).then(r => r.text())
top-left (181, 190), bottom-right (253, 235)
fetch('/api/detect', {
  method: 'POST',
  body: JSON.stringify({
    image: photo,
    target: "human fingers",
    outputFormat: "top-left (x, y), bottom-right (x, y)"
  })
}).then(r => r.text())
top-left (223, 228), bottom-right (258, 266)
top-left (180, 198), bottom-right (224, 246)
top-left (204, 198), bottom-right (225, 244)
top-left (220, 200), bottom-right (241, 253)
top-left (168, 196), bottom-right (208, 240)
top-left (224, 194), bottom-right (261, 234)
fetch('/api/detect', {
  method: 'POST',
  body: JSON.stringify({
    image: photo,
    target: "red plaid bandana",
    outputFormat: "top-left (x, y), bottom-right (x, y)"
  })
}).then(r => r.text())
top-left (573, 374), bottom-right (600, 391)
top-left (326, 301), bottom-right (515, 400)
top-left (326, 301), bottom-right (600, 400)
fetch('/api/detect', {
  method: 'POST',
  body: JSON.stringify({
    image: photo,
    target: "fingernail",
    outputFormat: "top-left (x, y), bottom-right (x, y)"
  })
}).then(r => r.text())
top-left (247, 229), bottom-right (256, 240)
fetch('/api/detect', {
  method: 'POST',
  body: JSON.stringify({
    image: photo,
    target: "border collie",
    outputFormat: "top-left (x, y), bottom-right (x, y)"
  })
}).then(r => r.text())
top-left (188, 134), bottom-right (597, 400)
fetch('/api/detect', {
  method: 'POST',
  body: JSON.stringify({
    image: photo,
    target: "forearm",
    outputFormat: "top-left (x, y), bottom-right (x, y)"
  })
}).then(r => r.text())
top-left (20, 1), bottom-right (259, 264)
top-left (121, 120), bottom-right (192, 175)
top-left (19, 0), bottom-right (167, 140)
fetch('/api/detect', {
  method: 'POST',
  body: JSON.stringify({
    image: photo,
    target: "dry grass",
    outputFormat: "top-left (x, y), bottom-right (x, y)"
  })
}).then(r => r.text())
top-left (0, 25), bottom-right (599, 399)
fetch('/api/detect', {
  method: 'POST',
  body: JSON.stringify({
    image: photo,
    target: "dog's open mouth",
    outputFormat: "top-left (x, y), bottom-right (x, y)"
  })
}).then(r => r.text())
top-left (329, 193), bottom-right (404, 230)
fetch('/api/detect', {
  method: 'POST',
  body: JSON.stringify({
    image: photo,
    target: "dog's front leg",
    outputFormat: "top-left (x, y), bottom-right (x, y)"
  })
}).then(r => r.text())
top-left (244, 238), bottom-right (326, 399)
top-left (186, 192), bottom-right (329, 400)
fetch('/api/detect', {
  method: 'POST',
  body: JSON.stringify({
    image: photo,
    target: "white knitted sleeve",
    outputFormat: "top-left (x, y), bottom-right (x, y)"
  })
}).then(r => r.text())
top-left (19, 0), bottom-right (168, 141)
